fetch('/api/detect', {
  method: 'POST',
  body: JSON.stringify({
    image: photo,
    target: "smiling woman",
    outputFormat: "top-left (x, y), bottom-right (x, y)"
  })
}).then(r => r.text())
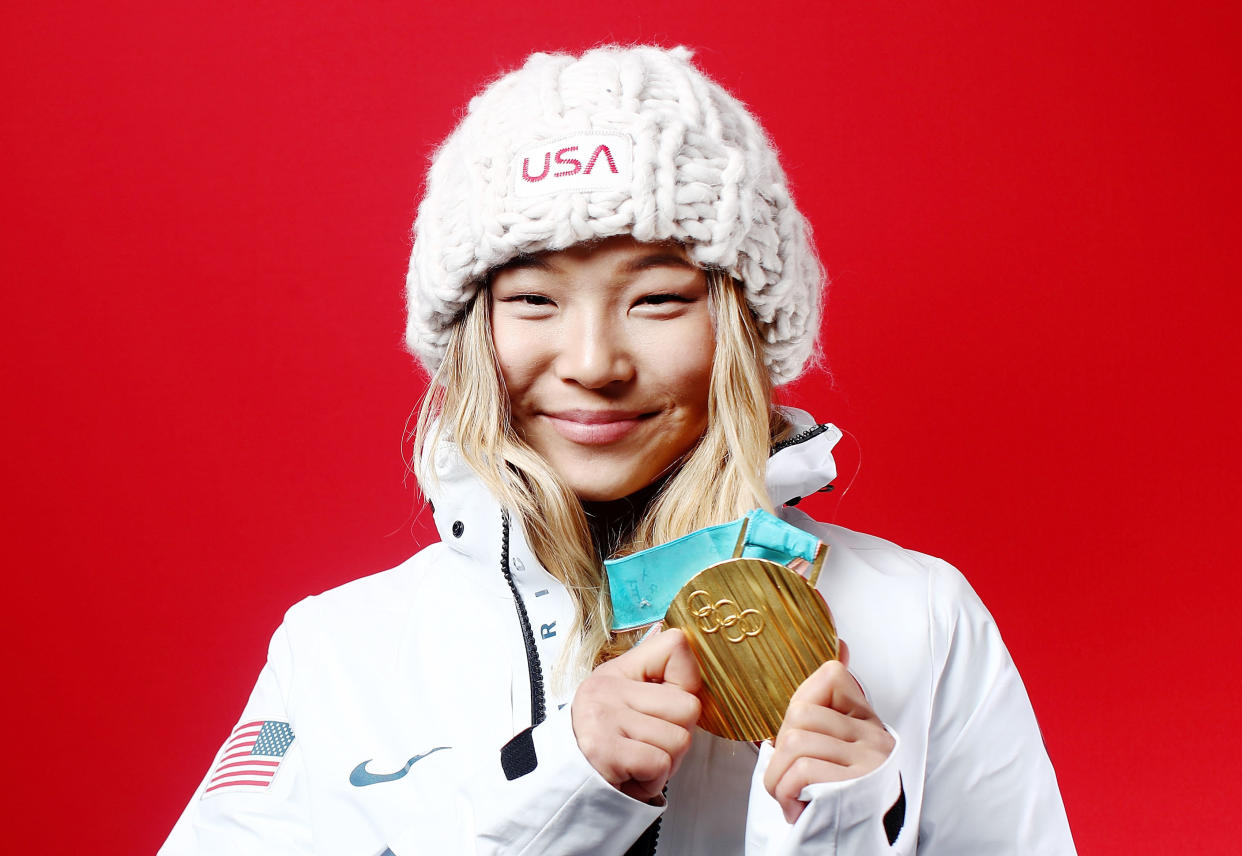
top-left (489, 237), bottom-right (715, 502)
top-left (161, 45), bottom-right (1075, 855)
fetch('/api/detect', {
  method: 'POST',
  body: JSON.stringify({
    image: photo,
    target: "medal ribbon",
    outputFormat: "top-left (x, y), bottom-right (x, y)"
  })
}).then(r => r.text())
top-left (604, 509), bottom-right (823, 631)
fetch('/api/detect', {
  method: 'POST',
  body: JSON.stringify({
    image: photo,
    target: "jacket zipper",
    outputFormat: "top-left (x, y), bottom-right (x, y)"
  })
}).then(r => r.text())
top-left (769, 422), bottom-right (832, 454)
top-left (499, 510), bottom-right (546, 726)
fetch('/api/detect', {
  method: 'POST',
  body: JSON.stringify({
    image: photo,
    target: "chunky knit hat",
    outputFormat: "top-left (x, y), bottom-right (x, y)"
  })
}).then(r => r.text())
top-left (406, 45), bottom-right (823, 385)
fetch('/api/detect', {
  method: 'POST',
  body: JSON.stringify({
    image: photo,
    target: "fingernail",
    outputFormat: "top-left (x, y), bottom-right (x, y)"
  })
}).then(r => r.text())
top-left (638, 621), bottom-right (663, 644)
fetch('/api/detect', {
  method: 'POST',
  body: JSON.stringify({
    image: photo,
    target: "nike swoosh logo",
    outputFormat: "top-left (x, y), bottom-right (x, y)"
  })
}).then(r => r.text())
top-left (349, 746), bottom-right (451, 787)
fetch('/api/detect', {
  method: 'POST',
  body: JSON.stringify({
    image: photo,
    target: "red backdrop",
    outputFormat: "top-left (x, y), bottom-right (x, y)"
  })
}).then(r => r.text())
top-left (3, 1), bottom-right (1239, 852)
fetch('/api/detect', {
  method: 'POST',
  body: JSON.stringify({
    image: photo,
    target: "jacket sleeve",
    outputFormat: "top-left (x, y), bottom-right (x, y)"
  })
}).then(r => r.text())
top-left (914, 559), bottom-right (1075, 853)
top-left (159, 624), bottom-right (314, 855)
top-left (162, 609), bottom-right (659, 856)
top-left (741, 557), bottom-right (1075, 855)
top-left (743, 727), bottom-right (907, 855)
top-left (381, 705), bottom-right (664, 856)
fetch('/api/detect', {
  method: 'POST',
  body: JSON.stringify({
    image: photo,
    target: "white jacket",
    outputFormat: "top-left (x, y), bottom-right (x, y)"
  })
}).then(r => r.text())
top-left (162, 418), bottom-right (1075, 855)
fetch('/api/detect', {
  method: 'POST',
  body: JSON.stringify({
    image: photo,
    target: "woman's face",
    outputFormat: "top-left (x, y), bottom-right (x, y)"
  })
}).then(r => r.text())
top-left (490, 236), bottom-right (715, 502)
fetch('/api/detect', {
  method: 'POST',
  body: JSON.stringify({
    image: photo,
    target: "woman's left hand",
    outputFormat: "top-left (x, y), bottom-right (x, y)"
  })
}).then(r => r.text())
top-left (762, 641), bottom-right (895, 824)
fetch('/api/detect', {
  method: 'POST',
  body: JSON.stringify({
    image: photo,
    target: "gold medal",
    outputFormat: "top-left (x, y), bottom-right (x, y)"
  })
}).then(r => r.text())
top-left (664, 540), bottom-right (837, 742)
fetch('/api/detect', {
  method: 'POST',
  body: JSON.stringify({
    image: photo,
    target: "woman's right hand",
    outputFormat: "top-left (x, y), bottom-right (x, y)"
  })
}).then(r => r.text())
top-left (570, 628), bottom-right (702, 802)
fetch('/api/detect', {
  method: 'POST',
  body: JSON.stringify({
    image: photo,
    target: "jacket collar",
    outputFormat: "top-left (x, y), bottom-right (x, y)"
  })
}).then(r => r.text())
top-left (766, 407), bottom-right (841, 505)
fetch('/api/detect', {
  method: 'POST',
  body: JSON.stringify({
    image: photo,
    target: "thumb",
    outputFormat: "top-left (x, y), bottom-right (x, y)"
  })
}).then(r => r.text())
top-left (836, 638), bottom-right (865, 695)
top-left (659, 629), bottom-right (702, 694)
top-left (618, 628), bottom-right (702, 694)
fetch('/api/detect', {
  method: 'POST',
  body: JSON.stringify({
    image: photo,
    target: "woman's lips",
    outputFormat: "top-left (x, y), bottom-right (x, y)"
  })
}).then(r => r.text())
top-left (542, 410), bottom-right (649, 445)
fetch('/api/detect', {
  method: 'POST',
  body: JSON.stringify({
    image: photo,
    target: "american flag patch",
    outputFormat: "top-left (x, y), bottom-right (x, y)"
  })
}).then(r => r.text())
top-left (203, 720), bottom-right (295, 797)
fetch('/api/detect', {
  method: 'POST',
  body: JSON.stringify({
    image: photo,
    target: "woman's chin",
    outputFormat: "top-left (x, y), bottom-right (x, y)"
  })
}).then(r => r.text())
top-left (571, 481), bottom-right (646, 503)
top-left (566, 468), bottom-right (659, 503)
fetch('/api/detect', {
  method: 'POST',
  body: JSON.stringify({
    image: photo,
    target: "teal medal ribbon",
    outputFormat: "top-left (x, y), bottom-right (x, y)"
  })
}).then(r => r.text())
top-left (604, 509), bottom-right (824, 631)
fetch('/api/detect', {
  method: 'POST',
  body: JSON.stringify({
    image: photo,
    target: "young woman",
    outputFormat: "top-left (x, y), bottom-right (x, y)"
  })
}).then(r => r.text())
top-left (163, 46), bottom-right (1074, 854)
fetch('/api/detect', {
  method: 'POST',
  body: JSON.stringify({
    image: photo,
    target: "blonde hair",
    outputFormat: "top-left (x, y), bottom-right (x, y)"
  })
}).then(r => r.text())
top-left (411, 269), bottom-right (789, 680)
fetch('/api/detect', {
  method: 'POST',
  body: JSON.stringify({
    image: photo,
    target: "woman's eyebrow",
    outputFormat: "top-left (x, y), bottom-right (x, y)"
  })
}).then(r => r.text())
top-left (621, 252), bottom-right (696, 273)
top-left (494, 254), bottom-right (553, 273)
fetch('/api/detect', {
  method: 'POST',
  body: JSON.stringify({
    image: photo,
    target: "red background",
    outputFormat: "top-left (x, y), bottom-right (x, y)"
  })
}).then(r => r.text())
top-left (3, 1), bottom-right (1239, 852)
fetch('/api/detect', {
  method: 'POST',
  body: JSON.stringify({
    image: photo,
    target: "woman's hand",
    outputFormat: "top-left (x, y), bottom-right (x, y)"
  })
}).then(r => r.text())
top-left (571, 628), bottom-right (702, 802)
top-left (763, 642), bottom-right (895, 823)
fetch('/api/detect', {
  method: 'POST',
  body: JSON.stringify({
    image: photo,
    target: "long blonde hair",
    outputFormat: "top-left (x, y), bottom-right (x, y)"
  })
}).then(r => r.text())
top-left (411, 269), bottom-right (789, 679)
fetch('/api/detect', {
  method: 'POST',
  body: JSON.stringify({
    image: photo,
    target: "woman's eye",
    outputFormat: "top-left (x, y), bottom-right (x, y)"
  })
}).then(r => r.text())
top-left (503, 294), bottom-right (554, 307)
top-left (637, 293), bottom-right (691, 306)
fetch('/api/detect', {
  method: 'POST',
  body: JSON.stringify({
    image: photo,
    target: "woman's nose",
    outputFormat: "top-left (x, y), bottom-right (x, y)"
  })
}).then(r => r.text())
top-left (555, 315), bottom-right (635, 388)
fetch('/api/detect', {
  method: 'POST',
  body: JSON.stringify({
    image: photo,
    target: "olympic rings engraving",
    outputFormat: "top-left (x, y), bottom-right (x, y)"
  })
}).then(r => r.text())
top-left (686, 589), bottom-right (764, 643)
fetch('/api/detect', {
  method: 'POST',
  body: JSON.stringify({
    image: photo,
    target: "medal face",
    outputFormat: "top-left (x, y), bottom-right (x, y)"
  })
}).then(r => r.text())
top-left (664, 557), bottom-right (838, 742)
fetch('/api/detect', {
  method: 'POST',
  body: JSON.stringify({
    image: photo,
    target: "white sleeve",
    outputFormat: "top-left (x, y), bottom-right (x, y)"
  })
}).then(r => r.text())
top-left (162, 621), bottom-right (660, 856)
top-left (741, 558), bottom-right (1076, 855)
top-left (382, 704), bottom-right (664, 856)
top-left (159, 625), bottom-right (313, 855)
top-left (743, 728), bottom-right (906, 855)
top-left (915, 559), bottom-right (1075, 854)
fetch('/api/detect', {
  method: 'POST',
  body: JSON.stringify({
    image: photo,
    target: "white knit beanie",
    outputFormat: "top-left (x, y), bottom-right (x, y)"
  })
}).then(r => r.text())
top-left (406, 45), bottom-right (824, 385)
